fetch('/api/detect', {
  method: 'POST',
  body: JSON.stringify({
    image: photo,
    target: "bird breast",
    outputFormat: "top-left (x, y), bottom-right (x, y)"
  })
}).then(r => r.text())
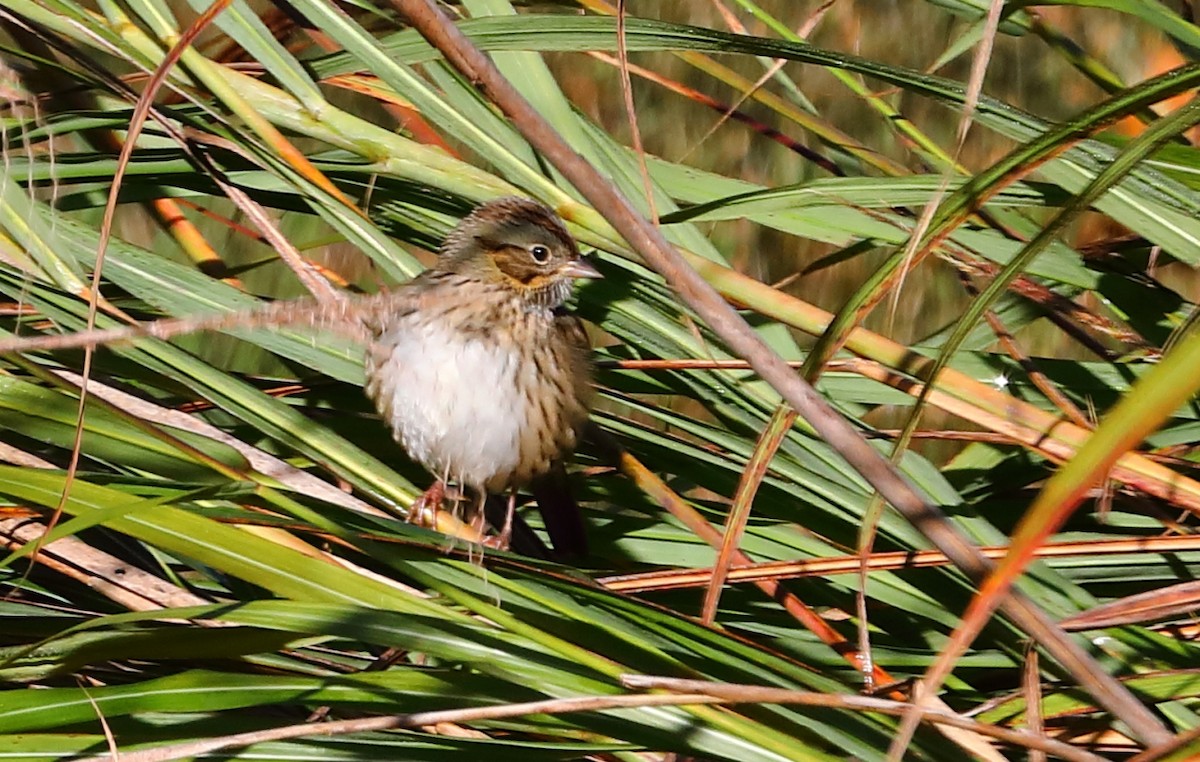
top-left (365, 300), bottom-right (586, 493)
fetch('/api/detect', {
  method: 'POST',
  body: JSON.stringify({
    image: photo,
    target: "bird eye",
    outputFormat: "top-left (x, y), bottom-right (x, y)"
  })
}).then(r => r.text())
top-left (530, 245), bottom-right (551, 264)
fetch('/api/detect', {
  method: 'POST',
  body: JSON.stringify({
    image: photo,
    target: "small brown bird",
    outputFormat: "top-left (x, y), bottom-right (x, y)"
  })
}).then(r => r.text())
top-left (363, 197), bottom-right (600, 554)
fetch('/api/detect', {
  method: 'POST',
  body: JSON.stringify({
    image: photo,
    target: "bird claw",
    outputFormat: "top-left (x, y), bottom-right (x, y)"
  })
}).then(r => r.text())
top-left (410, 482), bottom-right (523, 556)
top-left (485, 490), bottom-right (519, 551)
top-left (481, 522), bottom-right (513, 552)
top-left (407, 480), bottom-right (446, 528)
top-left (479, 535), bottom-right (507, 551)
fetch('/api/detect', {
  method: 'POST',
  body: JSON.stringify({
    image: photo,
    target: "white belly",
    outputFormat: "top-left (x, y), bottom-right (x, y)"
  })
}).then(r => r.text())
top-left (370, 318), bottom-right (528, 487)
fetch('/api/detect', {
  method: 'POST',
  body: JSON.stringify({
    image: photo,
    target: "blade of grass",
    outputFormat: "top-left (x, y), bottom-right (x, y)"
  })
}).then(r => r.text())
top-left (701, 404), bottom-right (796, 625)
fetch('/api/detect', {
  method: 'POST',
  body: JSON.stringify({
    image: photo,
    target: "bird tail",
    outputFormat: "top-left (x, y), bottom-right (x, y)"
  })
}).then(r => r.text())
top-left (531, 462), bottom-right (589, 560)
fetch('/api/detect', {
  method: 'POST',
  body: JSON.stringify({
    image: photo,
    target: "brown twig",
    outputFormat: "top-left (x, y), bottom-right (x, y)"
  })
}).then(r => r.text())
top-left (614, 0), bottom-right (656, 223)
top-left (956, 269), bottom-right (1092, 429)
top-left (1025, 644), bottom-right (1048, 762)
top-left (0, 291), bottom-right (397, 355)
top-left (75, 676), bottom-right (1105, 762)
top-left (622, 676), bottom-right (1102, 762)
top-left (587, 51), bottom-right (842, 175)
top-left (600, 534), bottom-right (1200, 592)
top-left (1129, 724), bottom-right (1200, 762)
top-left (76, 692), bottom-right (723, 762)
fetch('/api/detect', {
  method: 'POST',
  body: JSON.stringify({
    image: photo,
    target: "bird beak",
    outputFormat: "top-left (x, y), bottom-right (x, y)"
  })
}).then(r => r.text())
top-left (560, 257), bottom-right (604, 280)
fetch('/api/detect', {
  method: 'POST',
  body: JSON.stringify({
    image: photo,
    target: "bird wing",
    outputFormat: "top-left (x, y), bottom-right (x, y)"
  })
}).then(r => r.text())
top-left (554, 310), bottom-right (589, 350)
top-left (553, 310), bottom-right (593, 405)
top-left (533, 310), bottom-right (594, 559)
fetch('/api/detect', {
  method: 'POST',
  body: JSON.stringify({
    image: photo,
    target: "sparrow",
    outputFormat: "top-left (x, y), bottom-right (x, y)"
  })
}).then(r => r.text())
top-left (363, 197), bottom-right (600, 555)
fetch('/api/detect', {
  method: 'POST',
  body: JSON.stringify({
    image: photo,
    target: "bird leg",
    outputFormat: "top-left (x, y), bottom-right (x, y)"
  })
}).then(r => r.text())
top-left (407, 479), bottom-right (446, 528)
top-left (498, 487), bottom-right (519, 551)
top-left (480, 488), bottom-right (520, 551)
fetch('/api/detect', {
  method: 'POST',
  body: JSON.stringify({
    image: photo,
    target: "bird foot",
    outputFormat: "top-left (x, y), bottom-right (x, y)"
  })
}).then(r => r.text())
top-left (407, 480), bottom-right (446, 528)
top-left (480, 528), bottom-right (511, 552)
top-left (480, 490), bottom-right (519, 552)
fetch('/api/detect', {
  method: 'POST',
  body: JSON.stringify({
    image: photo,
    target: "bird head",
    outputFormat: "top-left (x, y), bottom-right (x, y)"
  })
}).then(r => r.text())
top-left (440, 197), bottom-right (602, 308)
